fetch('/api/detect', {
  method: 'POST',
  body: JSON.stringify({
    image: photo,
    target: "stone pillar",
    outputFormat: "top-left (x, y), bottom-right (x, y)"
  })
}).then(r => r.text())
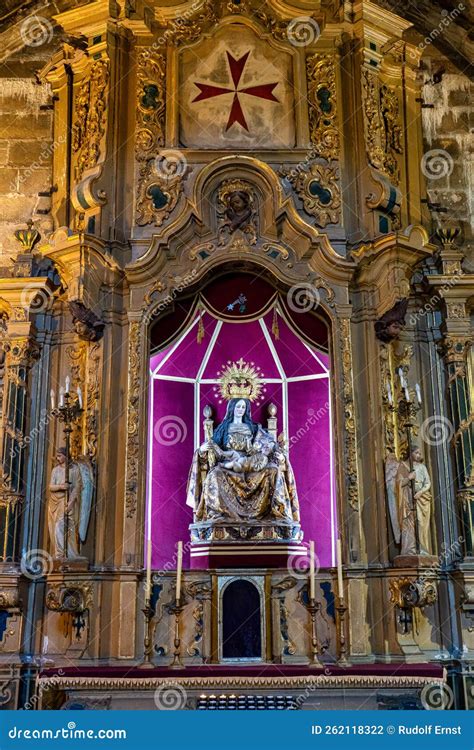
top-left (0, 321), bottom-right (40, 562)
top-left (439, 332), bottom-right (473, 555)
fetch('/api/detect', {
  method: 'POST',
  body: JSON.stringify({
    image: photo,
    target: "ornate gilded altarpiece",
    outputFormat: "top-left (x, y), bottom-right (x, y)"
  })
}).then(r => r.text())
top-left (0, 0), bottom-right (472, 711)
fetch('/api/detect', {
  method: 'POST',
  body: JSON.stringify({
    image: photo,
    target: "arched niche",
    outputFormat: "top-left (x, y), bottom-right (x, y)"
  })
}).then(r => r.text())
top-left (219, 576), bottom-right (265, 662)
top-left (145, 265), bottom-right (337, 572)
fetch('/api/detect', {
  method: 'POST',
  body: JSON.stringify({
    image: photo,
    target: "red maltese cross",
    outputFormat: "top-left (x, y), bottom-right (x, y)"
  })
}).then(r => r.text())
top-left (192, 51), bottom-right (279, 132)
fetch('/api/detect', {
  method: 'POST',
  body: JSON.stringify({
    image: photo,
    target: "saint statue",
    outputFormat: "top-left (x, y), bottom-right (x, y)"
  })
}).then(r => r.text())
top-left (48, 448), bottom-right (94, 559)
top-left (385, 445), bottom-right (432, 557)
top-left (187, 397), bottom-right (300, 524)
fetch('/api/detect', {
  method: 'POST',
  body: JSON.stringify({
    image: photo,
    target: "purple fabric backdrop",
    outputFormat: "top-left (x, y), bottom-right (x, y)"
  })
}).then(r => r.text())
top-left (147, 310), bottom-right (334, 570)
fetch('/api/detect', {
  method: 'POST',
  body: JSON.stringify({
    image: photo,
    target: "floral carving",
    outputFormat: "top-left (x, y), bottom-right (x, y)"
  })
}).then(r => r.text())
top-left (340, 319), bottom-right (359, 510)
top-left (283, 163), bottom-right (341, 227)
top-left (72, 59), bottom-right (109, 181)
top-left (125, 322), bottom-right (141, 517)
top-left (362, 69), bottom-right (402, 185)
top-left (306, 55), bottom-right (339, 161)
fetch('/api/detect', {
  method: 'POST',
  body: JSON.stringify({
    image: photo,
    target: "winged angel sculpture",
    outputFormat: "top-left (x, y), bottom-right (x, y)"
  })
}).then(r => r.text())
top-left (48, 448), bottom-right (94, 559)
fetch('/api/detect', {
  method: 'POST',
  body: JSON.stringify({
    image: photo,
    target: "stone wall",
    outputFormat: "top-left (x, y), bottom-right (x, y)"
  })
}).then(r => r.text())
top-left (421, 59), bottom-right (473, 250)
top-left (0, 44), bottom-right (54, 260)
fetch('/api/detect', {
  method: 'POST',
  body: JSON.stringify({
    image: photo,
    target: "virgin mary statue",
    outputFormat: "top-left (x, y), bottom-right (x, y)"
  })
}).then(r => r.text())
top-left (186, 397), bottom-right (300, 525)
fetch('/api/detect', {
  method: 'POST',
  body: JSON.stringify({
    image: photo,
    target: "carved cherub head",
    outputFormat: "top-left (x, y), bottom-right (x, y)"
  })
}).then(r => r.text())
top-left (375, 299), bottom-right (408, 343)
top-left (69, 300), bottom-right (104, 342)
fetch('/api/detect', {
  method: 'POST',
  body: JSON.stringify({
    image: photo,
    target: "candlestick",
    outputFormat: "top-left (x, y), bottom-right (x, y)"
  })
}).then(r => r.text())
top-left (77, 386), bottom-right (83, 409)
top-left (336, 597), bottom-right (350, 667)
top-left (65, 376), bottom-right (70, 394)
top-left (169, 600), bottom-right (185, 669)
top-left (386, 381), bottom-right (393, 406)
top-left (336, 538), bottom-right (344, 599)
top-left (415, 383), bottom-right (422, 404)
top-left (50, 389), bottom-right (55, 409)
top-left (309, 540), bottom-right (315, 600)
top-left (176, 541), bottom-right (183, 603)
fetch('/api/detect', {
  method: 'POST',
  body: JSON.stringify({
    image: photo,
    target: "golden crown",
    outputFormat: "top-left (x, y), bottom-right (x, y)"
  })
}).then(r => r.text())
top-left (215, 358), bottom-right (264, 403)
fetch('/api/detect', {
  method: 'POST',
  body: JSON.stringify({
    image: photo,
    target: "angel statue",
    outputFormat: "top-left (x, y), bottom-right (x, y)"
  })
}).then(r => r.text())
top-left (48, 448), bottom-right (94, 559)
top-left (186, 360), bottom-right (299, 525)
top-left (385, 445), bottom-right (432, 558)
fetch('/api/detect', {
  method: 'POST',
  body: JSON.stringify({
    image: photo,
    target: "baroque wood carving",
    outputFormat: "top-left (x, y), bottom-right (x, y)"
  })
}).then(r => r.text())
top-left (306, 54), bottom-right (339, 162)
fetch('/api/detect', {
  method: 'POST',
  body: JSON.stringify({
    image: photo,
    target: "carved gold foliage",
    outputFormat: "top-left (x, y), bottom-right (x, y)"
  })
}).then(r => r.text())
top-left (306, 54), bottom-right (339, 161)
top-left (136, 49), bottom-right (166, 162)
top-left (66, 340), bottom-right (87, 459)
top-left (135, 159), bottom-right (189, 227)
top-left (285, 163), bottom-right (341, 227)
top-left (340, 318), bottom-right (358, 510)
top-left (65, 336), bottom-right (101, 461)
top-left (362, 69), bottom-right (402, 185)
top-left (72, 58), bottom-right (109, 182)
top-left (157, 0), bottom-right (217, 46)
top-left (85, 343), bottom-right (101, 460)
top-left (125, 322), bottom-right (141, 518)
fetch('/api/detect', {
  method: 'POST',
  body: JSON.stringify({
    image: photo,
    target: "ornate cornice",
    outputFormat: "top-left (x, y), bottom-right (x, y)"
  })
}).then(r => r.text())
top-left (37, 674), bottom-right (445, 691)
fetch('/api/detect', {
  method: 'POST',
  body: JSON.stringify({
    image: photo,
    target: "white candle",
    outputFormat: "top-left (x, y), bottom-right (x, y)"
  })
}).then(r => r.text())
top-left (386, 381), bottom-right (393, 405)
top-left (309, 540), bottom-right (315, 600)
top-left (176, 541), bottom-right (183, 603)
top-left (404, 386), bottom-right (410, 402)
top-left (77, 386), bottom-right (83, 409)
top-left (415, 383), bottom-right (422, 404)
top-left (336, 538), bottom-right (344, 600)
top-left (398, 368), bottom-right (406, 389)
top-left (65, 376), bottom-right (70, 394)
top-left (59, 386), bottom-right (64, 407)
top-left (145, 491), bottom-right (152, 602)
top-left (145, 540), bottom-right (152, 603)
top-left (50, 389), bottom-right (55, 409)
